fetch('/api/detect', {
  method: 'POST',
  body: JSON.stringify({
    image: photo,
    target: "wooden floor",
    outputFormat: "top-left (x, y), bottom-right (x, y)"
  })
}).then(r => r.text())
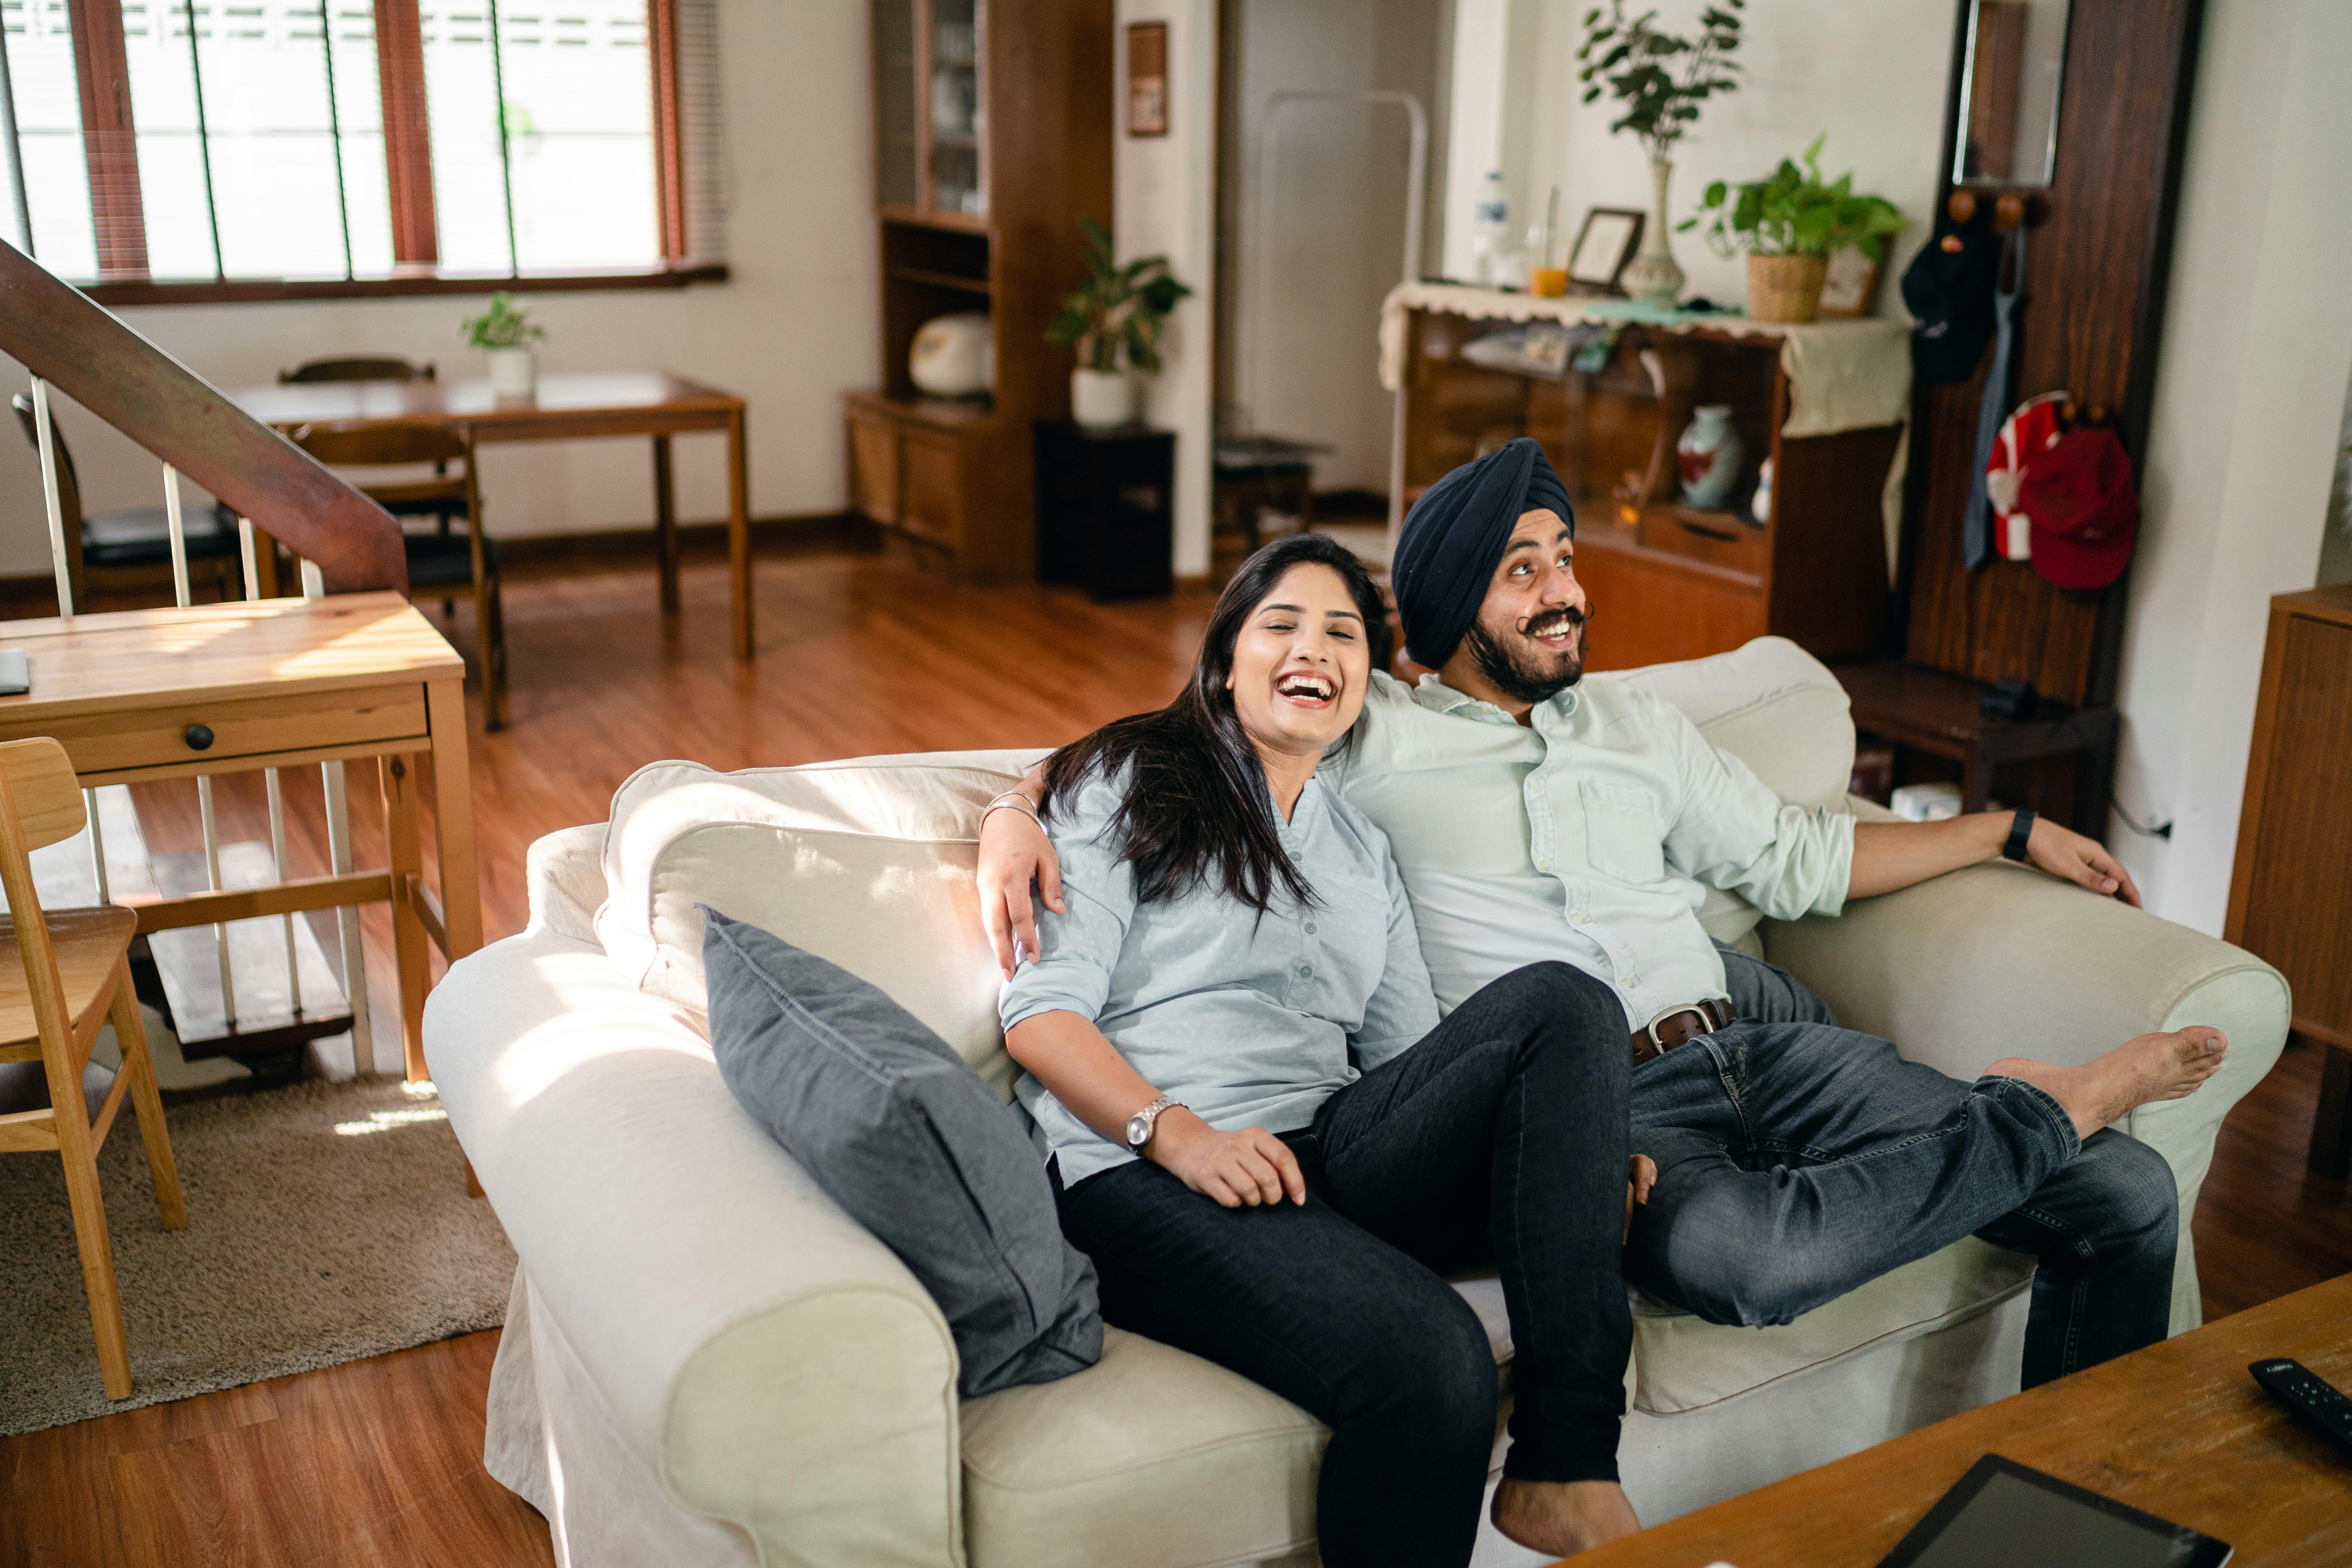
top-left (2, 542), bottom-right (2344, 1565)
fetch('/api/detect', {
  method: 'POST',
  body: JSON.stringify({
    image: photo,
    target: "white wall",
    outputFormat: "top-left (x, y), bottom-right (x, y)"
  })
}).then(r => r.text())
top-left (0, 0), bottom-right (877, 577)
top-left (1117, 0), bottom-right (1219, 576)
top-left (2106, 0), bottom-right (2352, 934)
top-left (1503, 0), bottom-right (1950, 316)
top-left (1224, 0), bottom-right (1447, 492)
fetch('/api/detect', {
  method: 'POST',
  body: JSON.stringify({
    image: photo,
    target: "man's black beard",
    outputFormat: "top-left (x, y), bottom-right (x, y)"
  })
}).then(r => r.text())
top-left (1464, 612), bottom-right (1585, 706)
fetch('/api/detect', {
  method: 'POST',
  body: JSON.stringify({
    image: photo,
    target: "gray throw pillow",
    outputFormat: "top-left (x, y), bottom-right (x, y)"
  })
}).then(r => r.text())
top-left (701, 907), bottom-right (1101, 1396)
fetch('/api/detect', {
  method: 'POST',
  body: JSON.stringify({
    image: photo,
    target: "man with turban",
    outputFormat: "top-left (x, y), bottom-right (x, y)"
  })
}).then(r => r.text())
top-left (978, 437), bottom-right (2227, 1557)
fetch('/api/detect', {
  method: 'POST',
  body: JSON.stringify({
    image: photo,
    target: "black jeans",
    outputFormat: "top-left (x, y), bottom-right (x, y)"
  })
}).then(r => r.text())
top-left (1053, 961), bottom-right (1632, 1568)
top-left (1660, 941), bottom-right (2180, 1385)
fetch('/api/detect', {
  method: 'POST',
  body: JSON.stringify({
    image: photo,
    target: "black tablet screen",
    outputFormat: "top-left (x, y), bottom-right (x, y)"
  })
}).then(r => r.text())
top-left (1900, 1469), bottom-right (2214, 1567)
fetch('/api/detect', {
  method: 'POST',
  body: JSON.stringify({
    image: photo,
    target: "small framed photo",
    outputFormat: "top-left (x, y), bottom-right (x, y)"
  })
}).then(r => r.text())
top-left (1566, 207), bottom-right (1645, 294)
top-left (1817, 245), bottom-right (1886, 318)
top-left (1126, 22), bottom-right (1169, 137)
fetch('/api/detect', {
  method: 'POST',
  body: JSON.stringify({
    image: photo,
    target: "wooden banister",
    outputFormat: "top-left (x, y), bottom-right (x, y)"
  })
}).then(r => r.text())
top-left (0, 239), bottom-right (407, 593)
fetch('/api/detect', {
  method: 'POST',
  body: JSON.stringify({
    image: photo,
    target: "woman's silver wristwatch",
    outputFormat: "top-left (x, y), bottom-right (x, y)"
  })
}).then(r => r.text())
top-left (1125, 1094), bottom-right (1183, 1151)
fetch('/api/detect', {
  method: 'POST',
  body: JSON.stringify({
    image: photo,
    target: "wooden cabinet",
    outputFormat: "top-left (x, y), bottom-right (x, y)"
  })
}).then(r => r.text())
top-left (2223, 584), bottom-right (2352, 1177)
top-left (1394, 308), bottom-right (1902, 672)
top-left (846, 0), bottom-right (1112, 583)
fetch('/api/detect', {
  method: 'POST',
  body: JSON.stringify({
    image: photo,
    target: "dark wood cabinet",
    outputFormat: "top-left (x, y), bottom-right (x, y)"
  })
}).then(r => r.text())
top-left (845, 0), bottom-right (1112, 584)
top-left (2224, 584), bottom-right (2352, 1177)
top-left (1395, 307), bottom-right (1902, 672)
top-left (1035, 421), bottom-right (1175, 601)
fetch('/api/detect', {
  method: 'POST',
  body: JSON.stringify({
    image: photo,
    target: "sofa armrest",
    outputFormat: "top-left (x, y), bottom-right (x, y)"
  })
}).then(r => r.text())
top-left (426, 928), bottom-right (965, 1568)
top-left (525, 823), bottom-right (608, 944)
top-left (1762, 860), bottom-right (2290, 1331)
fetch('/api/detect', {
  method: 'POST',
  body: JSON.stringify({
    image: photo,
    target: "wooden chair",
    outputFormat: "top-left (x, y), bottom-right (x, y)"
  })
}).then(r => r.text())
top-left (9, 394), bottom-right (244, 607)
top-left (289, 419), bottom-right (509, 731)
top-left (0, 738), bottom-right (186, 1401)
top-left (275, 356), bottom-right (435, 385)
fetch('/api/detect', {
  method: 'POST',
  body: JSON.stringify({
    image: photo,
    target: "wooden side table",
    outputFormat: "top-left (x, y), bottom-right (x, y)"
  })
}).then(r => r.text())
top-left (1834, 659), bottom-right (2120, 835)
top-left (0, 593), bottom-right (482, 1082)
top-left (2224, 584), bottom-right (2352, 1177)
top-left (1034, 420), bottom-right (1176, 601)
top-left (1211, 434), bottom-right (1324, 587)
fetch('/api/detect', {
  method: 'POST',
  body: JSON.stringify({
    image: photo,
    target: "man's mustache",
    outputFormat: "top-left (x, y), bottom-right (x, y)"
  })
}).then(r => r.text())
top-left (1519, 606), bottom-right (1589, 638)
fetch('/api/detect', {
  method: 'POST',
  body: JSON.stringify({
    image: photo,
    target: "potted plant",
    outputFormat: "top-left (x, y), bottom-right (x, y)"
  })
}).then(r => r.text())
top-left (1046, 219), bottom-right (1192, 428)
top-left (1577, 0), bottom-right (1744, 305)
top-left (462, 291), bottom-right (547, 398)
top-left (1682, 134), bottom-right (1904, 323)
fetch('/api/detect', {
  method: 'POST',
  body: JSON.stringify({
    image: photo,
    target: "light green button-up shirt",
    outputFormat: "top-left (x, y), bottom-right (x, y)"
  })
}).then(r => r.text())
top-left (1325, 670), bottom-right (1855, 1029)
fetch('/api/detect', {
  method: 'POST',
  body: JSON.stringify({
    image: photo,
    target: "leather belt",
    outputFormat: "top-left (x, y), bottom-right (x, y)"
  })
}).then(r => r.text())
top-left (1630, 998), bottom-right (1736, 1066)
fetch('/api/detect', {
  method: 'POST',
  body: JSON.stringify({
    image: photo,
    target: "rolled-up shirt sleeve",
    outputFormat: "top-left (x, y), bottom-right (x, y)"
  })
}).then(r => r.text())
top-left (998, 775), bottom-right (1138, 1034)
top-left (1349, 844), bottom-right (1440, 1070)
top-left (1660, 704), bottom-right (1855, 922)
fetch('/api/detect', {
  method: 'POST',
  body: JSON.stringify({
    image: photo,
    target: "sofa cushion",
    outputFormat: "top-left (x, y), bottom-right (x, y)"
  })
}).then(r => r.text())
top-left (702, 909), bottom-right (1101, 1397)
top-left (599, 750), bottom-right (1044, 1096)
top-left (959, 1326), bottom-right (1324, 1568)
top-left (1450, 1234), bottom-right (2033, 1416)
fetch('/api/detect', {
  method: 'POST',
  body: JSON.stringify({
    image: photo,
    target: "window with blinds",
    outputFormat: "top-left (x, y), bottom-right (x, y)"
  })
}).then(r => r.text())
top-left (0, 0), bottom-right (725, 289)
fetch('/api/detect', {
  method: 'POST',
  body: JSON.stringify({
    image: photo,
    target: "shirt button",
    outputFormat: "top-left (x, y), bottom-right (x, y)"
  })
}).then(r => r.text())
top-left (1304, 922), bottom-right (1318, 934)
top-left (1536, 859), bottom-right (1551, 871)
top-left (1297, 964), bottom-right (1313, 978)
top-left (1573, 911), bottom-right (1588, 922)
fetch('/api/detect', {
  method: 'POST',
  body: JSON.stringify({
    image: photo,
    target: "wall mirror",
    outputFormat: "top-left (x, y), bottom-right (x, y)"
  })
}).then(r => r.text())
top-left (1951, 0), bottom-right (2071, 187)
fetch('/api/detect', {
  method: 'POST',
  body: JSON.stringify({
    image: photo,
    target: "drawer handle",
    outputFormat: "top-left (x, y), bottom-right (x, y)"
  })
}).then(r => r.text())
top-left (184, 724), bottom-right (215, 751)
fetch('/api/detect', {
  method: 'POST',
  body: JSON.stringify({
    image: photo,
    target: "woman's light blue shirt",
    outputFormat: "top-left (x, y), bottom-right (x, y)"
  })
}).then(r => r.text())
top-left (999, 764), bottom-right (1440, 1185)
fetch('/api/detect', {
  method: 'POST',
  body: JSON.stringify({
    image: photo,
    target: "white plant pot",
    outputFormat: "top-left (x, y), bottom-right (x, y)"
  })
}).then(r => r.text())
top-left (1070, 367), bottom-right (1135, 429)
top-left (487, 347), bottom-right (538, 399)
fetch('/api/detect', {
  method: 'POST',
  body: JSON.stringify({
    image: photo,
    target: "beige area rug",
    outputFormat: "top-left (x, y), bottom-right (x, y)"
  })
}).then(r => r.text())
top-left (0, 1077), bottom-right (515, 1438)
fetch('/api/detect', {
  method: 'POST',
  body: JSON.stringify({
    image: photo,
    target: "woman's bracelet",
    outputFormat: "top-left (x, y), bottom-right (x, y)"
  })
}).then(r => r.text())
top-left (984, 791), bottom-right (1043, 829)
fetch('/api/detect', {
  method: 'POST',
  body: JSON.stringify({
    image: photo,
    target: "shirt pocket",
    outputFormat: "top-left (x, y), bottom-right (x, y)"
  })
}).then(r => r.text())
top-left (1579, 779), bottom-right (1667, 885)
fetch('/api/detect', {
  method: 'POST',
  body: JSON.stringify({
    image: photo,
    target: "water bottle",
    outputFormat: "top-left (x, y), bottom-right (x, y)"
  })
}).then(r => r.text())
top-left (1471, 172), bottom-right (1509, 285)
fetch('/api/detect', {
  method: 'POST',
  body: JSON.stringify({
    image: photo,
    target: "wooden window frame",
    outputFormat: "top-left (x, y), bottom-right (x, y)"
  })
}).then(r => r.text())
top-left (47, 0), bottom-right (707, 301)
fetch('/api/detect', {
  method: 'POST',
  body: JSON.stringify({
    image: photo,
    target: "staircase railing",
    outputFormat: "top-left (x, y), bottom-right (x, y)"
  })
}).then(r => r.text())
top-left (3, 236), bottom-right (418, 1076)
top-left (1, 236), bottom-right (406, 594)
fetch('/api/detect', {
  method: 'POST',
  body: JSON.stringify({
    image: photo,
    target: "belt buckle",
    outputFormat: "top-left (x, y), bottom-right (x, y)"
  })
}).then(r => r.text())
top-left (1643, 1004), bottom-right (1700, 1054)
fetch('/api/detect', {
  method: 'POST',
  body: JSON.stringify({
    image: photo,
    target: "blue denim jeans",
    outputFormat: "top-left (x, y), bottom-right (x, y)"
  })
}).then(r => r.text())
top-left (1632, 946), bottom-right (2179, 1387)
top-left (1053, 961), bottom-right (1633, 1568)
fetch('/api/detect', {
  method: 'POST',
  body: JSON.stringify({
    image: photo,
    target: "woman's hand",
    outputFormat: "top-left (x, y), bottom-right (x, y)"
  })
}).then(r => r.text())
top-left (1625, 1153), bottom-right (1657, 1242)
top-left (1149, 1111), bottom-right (1308, 1208)
top-left (980, 795), bottom-right (1064, 977)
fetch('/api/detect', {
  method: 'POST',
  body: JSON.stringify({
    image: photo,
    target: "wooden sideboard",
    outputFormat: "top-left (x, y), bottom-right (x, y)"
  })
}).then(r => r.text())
top-left (1394, 307), bottom-right (1903, 672)
top-left (2223, 584), bottom-right (2352, 1177)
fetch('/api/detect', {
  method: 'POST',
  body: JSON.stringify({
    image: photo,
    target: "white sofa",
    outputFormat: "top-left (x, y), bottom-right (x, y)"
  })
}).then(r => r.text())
top-left (424, 638), bottom-right (2288, 1568)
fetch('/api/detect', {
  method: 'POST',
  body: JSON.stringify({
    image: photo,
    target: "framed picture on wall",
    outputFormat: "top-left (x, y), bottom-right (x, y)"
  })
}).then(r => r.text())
top-left (1127, 22), bottom-right (1169, 137)
top-left (1817, 245), bottom-right (1887, 318)
top-left (1566, 207), bottom-right (1645, 294)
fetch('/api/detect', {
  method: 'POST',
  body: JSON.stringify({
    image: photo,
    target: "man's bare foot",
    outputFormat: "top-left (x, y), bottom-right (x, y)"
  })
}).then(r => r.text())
top-left (1491, 1477), bottom-right (1641, 1558)
top-left (1987, 1026), bottom-right (2229, 1140)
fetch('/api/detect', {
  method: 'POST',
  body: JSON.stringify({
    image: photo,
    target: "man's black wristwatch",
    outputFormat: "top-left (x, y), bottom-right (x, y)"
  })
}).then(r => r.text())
top-left (2002, 809), bottom-right (2037, 863)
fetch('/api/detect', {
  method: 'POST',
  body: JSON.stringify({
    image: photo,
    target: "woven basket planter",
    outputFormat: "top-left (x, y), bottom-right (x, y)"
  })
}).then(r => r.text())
top-left (1747, 254), bottom-right (1829, 324)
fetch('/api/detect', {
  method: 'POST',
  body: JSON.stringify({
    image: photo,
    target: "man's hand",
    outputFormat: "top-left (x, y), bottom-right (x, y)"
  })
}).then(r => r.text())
top-left (1149, 1112), bottom-right (1308, 1208)
top-left (979, 797), bottom-right (1064, 976)
top-left (2023, 816), bottom-right (2142, 907)
top-left (1625, 1153), bottom-right (1657, 1242)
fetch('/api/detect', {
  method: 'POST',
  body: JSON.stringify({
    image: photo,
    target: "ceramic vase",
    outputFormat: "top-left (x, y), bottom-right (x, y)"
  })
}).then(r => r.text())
top-left (1677, 404), bottom-right (1742, 509)
top-left (1071, 367), bottom-right (1135, 428)
top-left (1618, 158), bottom-right (1686, 306)
top-left (487, 347), bottom-right (537, 399)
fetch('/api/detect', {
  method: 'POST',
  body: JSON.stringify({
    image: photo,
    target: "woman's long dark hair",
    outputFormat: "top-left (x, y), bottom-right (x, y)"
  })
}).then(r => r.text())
top-left (1040, 532), bottom-right (1391, 916)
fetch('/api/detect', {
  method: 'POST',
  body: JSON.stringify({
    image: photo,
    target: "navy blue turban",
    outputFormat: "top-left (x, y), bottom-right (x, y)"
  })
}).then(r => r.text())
top-left (1392, 437), bottom-right (1575, 669)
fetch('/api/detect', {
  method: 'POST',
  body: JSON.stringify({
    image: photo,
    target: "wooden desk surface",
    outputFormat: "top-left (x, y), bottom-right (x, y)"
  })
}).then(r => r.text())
top-left (0, 593), bottom-right (462, 718)
top-left (229, 370), bottom-right (742, 430)
top-left (1575, 1273), bottom-right (2352, 1566)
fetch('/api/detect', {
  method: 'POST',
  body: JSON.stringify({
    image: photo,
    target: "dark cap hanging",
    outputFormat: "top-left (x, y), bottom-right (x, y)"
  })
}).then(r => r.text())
top-left (1393, 437), bottom-right (1575, 670)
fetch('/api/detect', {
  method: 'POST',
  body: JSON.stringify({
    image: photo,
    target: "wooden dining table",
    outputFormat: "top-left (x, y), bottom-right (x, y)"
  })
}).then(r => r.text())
top-left (231, 370), bottom-right (755, 660)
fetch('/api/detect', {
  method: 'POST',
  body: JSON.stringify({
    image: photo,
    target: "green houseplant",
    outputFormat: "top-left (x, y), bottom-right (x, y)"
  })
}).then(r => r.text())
top-left (1046, 218), bottom-right (1193, 428)
top-left (1681, 133), bottom-right (1904, 322)
top-left (461, 291), bottom-right (547, 398)
top-left (1577, 0), bottom-right (1744, 304)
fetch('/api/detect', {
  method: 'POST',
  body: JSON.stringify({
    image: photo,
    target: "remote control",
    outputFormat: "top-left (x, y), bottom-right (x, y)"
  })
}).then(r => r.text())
top-left (2249, 1358), bottom-right (2352, 1455)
